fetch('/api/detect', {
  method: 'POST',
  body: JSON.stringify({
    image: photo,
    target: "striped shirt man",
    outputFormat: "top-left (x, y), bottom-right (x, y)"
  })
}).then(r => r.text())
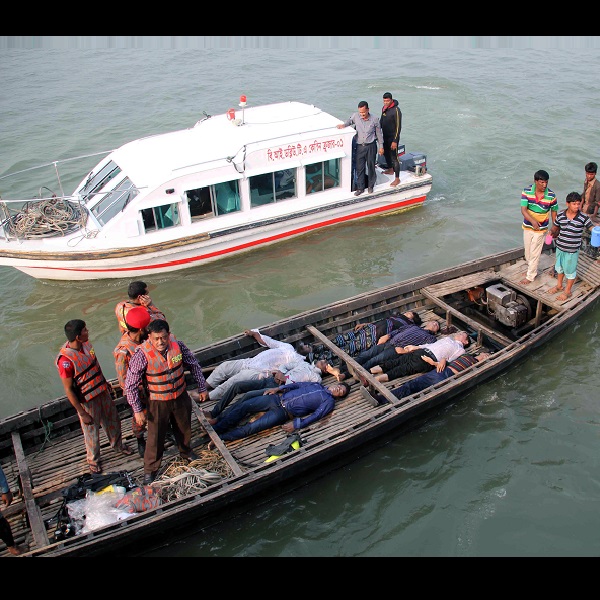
top-left (521, 182), bottom-right (558, 232)
top-left (554, 209), bottom-right (592, 253)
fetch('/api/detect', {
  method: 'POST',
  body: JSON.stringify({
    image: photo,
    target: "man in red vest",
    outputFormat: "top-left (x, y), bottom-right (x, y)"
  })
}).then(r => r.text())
top-left (113, 306), bottom-right (152, 458)
top-left (57, 319), bottom-right (133, 474)
top-left (115, 280), bottom-right (166, 335)
top-left (125, 319), bottom-right (209, 484)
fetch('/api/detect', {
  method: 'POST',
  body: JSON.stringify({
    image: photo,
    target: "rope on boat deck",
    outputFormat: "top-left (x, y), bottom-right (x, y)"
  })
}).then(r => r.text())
top-left (150, 452), bottom-right (233, 503)
top-left (5, 196), bottom-right (87, 239)
top-left (34, 406), bottom-right (54, 456)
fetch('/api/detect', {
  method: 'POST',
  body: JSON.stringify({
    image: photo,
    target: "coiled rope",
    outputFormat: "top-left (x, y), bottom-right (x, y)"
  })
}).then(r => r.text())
top-left (150, 452), bottom-right (233, 503)
top-left (5, 195), bottom-right (87, 239)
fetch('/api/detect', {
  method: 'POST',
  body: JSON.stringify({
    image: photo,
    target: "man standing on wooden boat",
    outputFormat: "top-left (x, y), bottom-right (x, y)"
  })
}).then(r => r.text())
top-left (205, 329), bottom-right (312, 402)
top-left (520, 169), bottom-right (558, 285)
top-left (56, 320), bottom-right (134, 474)
top-left (115, 281), bottom-right (166, 335)
top-left (546, 192), bottom-right (595, 302)
top-left (124, 319), bottom-right (209, 485)
top-left (367, 331), bottom-right (470, 382)
top-left (337, 100), bottom-right (384, 196)
top-left (380, 92), bottom-right (402, 188)
top-left (581, 161), bottom-right (600, 224)
top-left (206, 381), bottom-right (351, 443)
top-left (113, 306), bottom-right (152, 458)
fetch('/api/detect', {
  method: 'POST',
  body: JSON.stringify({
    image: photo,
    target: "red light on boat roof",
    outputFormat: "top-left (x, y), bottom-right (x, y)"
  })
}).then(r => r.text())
top-left (240, 95), bottom-right (247, 103)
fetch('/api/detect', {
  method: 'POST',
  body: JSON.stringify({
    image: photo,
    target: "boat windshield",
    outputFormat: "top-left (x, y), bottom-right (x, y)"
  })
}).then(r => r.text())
top-left (78, 160), bottom-right (122, 203)
top-left (91, 178), bottom-right (139, 226)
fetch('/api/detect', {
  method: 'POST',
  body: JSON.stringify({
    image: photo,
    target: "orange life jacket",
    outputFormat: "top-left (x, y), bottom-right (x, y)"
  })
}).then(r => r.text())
top-left (57, 341), bottom-right (108, 402)
top-left (113, 333), bottom-right (148, 399)
top-left (139, 334), bottom-right (186, 401)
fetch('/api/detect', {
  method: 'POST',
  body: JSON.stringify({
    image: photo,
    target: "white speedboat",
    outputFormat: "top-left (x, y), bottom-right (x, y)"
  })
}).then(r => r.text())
top-left (0, 97), bottom-right (432, 281)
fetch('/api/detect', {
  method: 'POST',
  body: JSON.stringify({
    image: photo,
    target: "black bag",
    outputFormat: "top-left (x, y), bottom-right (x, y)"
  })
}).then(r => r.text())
top-left (265, 433), bottom-right (303, 457)
top-left (61, 471), bottom-right (135, 502)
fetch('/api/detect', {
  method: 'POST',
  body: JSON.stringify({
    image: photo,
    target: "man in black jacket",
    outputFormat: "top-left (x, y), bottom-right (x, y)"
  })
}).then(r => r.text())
top-left (380, 92), bottom-right (403, 188)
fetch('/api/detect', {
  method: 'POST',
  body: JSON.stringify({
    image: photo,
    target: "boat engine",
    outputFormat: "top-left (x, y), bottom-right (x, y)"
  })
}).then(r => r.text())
top-left (485, 283), bottom-right (531, 328)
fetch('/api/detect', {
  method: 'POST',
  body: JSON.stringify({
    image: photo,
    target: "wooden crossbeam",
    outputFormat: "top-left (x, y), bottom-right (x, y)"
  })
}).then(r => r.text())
top-left (190, 401), bottom-right (244, 477)
top-left (420, 288), bottom-right (513, 347)
top-left (11, 431), bottom-right (50, 548)
top-left (306, 325), bottom-right (402, 406)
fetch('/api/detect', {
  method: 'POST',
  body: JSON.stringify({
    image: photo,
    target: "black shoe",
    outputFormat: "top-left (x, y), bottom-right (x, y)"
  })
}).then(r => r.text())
top-left (136, 437), bottom-right (146, 458)
top-left (354, 189), bottom-right (364, 196)
top-left (143, 471), bottom-right (157, 485)
top-left (367, 187), bottom-right (374, 193)
top-left (181, 450), bottom-right (198, 463)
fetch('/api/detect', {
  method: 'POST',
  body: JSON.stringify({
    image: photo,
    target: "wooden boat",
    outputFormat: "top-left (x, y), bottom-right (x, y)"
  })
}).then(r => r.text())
top-left (0, 97), bottom-right (431, 281)
top-left (1, 245), bottom-right (599, 557)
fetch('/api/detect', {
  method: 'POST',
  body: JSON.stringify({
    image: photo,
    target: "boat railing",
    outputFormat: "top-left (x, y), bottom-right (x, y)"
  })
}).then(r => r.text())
top-left (0, 151), bottom-right (112, 242)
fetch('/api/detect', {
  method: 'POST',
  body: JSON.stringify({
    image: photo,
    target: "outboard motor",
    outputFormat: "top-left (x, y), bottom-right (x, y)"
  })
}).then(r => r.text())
top-left (485, 284), bottom-right (531, 328)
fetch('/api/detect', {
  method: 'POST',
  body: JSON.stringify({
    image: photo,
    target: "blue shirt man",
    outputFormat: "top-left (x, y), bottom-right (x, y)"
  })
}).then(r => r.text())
top-left (211, 381), bottom-right (350, 442)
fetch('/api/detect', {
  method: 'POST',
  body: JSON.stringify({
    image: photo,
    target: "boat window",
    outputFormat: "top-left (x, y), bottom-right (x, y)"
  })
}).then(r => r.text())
top-left (214, 180), bottom-right (240, 215)
top-left (185, 180), bottom-right (241, 220)
top-left (249, 168), bottom-right (296, 207)
top-left (305, 159), bottom-right (340, 194)
top-left (91, 178), bottom-right (139, 226)
top-left (187, 187), bottom-right (213, 220)
top-left (141, 203), bottom-right (180, 232)
top-left (78, 160), bottom-right (122, 203)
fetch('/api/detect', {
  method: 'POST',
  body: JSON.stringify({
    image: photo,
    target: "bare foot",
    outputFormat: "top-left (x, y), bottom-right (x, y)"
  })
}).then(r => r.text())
top-left (382, 168), bottom-right (393, 175)
top-left (556, 292), bottom-right (572, 301)
top-left (519, 278), bottom-right (532, 285)
top-left (389, 178), bottom-right (400, 187)
top-left (547, 285), bottom-right (563, 295)
top-left (326, 365), bottom-right (345, 381)
top-left (370, 366), bottom-right (383, 374)
top-left (7, 545), bottom-right (23, 556)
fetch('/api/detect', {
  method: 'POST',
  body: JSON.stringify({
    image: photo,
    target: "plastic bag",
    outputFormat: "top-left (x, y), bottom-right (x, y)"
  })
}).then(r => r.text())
top-left (66, 489), bottom-right (130, 534)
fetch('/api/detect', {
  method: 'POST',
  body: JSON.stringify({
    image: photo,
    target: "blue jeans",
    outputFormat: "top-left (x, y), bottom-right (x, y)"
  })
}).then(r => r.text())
top-left (340, 343), bottom-right (398, 377)
top-left (213, 390), bottom-right (288, 442)
top-left (375, 366), bottom-right (453, 403)
top-left (210, 376), bottom-right (277, 418)
top-left (356, 343), bottom-right (398, 370)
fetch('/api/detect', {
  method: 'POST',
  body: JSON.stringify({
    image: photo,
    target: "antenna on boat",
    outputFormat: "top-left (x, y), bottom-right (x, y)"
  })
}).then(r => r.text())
top-left (239, 94), bottom-right (247, 124)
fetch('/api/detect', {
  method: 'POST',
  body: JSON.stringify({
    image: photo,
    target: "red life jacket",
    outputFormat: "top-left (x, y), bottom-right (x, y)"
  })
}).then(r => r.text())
top-left (57, 341), bottom-right (109, 402)
top-left (113, 333), bottom-right (147, 398)
top-left (139, 334), bottom-right (186, 401)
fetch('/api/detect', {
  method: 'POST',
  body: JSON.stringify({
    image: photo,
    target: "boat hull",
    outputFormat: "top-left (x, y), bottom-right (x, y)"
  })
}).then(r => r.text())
top-left (1, 186), bottom-right (429, 280)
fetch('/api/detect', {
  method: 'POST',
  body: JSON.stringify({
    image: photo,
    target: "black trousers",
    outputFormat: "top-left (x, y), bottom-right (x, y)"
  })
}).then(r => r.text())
top-left (355, 141), bottom-right (378, 190)
top-left (383, 139), bottom-right (400, 177)
top-left (0, 515), bottom-right (15, 547)
top-left (380, 348), bottom-right (436, 380)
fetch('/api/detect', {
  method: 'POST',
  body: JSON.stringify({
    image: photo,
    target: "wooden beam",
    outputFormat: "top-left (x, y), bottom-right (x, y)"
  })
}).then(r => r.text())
top-left (190, 402), bottom-right (244, 477)
top-left (306, 325), bottom-right (402, 406)
top-left (420, 289), bottom-right (512, 347)
top-left (11, 431), bottom-right (50, 548)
